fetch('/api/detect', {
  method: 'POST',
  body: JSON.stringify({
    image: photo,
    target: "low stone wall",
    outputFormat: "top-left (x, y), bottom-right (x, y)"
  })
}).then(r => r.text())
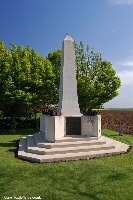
top-left (99, 110), bottom-right (133, 135)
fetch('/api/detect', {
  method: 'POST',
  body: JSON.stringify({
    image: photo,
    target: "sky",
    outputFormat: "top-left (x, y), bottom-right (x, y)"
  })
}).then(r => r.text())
top-left (0, 0), bottom-right (133, 108)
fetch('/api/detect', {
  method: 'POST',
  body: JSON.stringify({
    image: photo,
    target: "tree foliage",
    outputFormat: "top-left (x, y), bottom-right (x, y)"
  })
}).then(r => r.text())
top-left (47, 49), bottom-right (61, 89)
top-left (48, 42), bottom-right (121, 111)
top-left (75, 42), bottom-right (121, 110)
top-left (0, 41), bottom-right (56, 129)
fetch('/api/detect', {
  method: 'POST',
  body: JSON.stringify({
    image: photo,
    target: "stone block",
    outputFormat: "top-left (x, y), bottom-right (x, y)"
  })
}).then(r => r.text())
top-left (44, 115), bottom-right (65, 142)
top-left (40, 114), bottom-right (46, 133)
top-left (81, 115), bottom-right (101, 138)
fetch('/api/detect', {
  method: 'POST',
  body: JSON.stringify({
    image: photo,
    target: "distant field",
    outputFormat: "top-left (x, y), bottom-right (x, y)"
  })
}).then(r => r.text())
top-left (97, 108), bottom-right (133, 111)
top-left (109, 108), bottom-right (133, 110)
top-left (99, 110), bottom-right (133, 135)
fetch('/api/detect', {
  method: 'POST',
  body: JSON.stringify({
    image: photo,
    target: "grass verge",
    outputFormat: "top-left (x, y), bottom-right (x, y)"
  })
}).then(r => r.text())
top-left (0, 129), bottom-right (133, 200)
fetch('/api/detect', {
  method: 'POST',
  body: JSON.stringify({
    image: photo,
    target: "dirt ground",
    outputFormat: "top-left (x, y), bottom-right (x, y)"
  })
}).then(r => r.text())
top-left (99, 110), bottom-right (133, 135)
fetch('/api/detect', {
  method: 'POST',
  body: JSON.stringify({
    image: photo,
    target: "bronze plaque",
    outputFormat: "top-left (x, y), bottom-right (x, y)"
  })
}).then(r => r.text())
top-left (66, 117), bottom-right (81, 135)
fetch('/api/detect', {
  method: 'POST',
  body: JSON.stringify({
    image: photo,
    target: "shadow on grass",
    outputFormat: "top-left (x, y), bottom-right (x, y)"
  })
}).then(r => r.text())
top-left (107, 172), bottom-right (127, 181)
top-left (0, 138), bottom-right (19, 158)
top-left (0, 128), bottom-right (36, 135)
top-left (6, 139), bottom-right (20, 158)
top-left (0, 141), bottom-right (16, 147)
top-left (58, 187), bottom-right (103, 200)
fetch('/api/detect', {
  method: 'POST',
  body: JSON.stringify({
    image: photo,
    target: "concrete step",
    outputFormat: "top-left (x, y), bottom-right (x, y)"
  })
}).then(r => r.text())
top-left (18, 140), bottom-right (129, 163)
top-left (55, 135), bottom-right (98, 143)
top-left (26, 135), bottom-right (38, 151)
top-left (18, 135), bottom-right (130, 163)
top-left (33, 132), bottom-right (45, 146)
top-left (37, 138), bottom-right (106, 149)
top-left (28, 143), bottom-right (115, 155)
top-left (18, 151), bottom-right (41, 163)
top-left (18, 137), bottom-right (27, 152)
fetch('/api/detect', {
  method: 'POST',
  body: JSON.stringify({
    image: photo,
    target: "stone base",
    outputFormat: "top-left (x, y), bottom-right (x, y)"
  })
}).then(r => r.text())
top-left (40, 115), bottom-right (65, 142)
top-left (81, 115), bottom-right (101, 138)
top-left (40, 114), bottom-right (101, 142)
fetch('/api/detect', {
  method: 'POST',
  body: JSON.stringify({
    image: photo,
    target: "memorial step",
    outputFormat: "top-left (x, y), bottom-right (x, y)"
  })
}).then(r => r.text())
top-left (27, 143), bottom-right (115, 155)
top-left (18, 137), bottom-right (27, 151)
top-left (18, 139), bottom-right (129, 163)
top-left (27, 135), bottom-right (36, 148)
top-left (18, 133), bottom-right (130, 163)
top-left (33, 132), bottom-right (45, 146)
top-left (37, 140), bottom-right (106, 149)
top-left (55, 135), bottom-right (98, 143)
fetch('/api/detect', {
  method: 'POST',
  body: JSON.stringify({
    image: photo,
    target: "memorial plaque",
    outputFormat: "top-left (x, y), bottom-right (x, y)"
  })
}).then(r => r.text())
top-left (66, 117), bottom-right (81, 135)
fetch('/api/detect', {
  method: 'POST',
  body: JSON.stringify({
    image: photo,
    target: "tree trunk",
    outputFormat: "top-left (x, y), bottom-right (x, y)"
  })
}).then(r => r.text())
top-left (11, 115), bottom-right (17, 131)
top-left (26, 106), bottom-right (28, 128)
top-left (35, 111), bottom-right (37, 120)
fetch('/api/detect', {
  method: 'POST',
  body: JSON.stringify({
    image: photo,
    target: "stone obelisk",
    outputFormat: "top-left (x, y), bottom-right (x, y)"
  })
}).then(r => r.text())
top-left (58, 34), bottom-right (81, 116)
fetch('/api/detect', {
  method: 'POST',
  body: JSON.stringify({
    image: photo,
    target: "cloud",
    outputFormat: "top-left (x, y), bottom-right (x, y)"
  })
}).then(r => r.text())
top-left (119, 60), bottom-right (133, 67)
top-left (109, 0), bottom-right (133, 5)
top-left (118, 70), bottom-right (133, 85)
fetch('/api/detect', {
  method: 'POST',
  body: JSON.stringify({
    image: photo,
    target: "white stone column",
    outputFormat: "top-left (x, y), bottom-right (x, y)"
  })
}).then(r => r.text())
top-left (58, 34), bottom-right (81, 116)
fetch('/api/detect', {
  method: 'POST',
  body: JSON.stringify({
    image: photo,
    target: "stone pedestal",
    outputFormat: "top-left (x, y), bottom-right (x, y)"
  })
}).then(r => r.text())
top-left (40, 114), bottom-right (101, 142)
top-left (81, 115), bottom-right (101, 138)
top-left (40, 115), bottom-right (65, 142)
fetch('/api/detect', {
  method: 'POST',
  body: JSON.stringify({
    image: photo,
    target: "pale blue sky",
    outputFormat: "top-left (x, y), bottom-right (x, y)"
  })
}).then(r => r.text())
top-left (0, 0), bottom-right (133, 108)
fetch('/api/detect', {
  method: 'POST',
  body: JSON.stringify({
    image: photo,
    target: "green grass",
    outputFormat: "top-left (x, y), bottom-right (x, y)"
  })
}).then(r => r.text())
top-left (0, 129), bottom-right (133, 200)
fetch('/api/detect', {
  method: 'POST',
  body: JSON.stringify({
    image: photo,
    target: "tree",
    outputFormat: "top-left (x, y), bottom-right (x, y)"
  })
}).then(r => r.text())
top-left (47, 49), bottom-right (61, 91)
top-left (47, 41), bottom-right (121, 111)
top-left (75, 42), bottom-right (121, 111)
top-left (0, 41), bottom-right (56, 130)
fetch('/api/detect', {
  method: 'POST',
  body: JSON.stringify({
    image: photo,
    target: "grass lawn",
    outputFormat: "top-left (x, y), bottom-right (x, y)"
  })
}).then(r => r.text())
top-left (0, 129), bottom-right (133, 200)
